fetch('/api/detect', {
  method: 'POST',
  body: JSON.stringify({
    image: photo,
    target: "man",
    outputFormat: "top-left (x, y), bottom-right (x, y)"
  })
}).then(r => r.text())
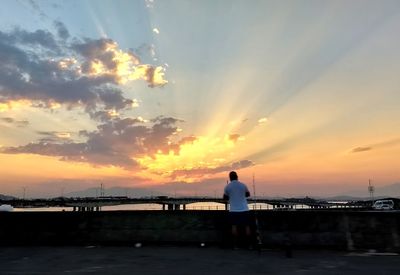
top-left (223, 171), bottom-right (252, 249)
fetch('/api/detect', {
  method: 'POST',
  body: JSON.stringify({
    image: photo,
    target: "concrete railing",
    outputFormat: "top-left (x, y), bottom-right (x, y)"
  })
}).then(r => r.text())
top-left (0, 211), bottom-right (399, 251)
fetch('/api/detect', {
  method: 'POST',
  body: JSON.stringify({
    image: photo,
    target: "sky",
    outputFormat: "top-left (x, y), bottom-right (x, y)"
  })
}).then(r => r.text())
top-left (0, 0), bottom-right (399, 198)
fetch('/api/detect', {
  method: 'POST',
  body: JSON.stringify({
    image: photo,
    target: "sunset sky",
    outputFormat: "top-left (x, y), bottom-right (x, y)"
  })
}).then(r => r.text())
top-left (1, 0), bottom-right (399, 198)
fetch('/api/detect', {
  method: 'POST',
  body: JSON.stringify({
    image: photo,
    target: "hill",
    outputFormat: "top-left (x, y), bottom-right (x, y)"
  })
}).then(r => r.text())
top-left (0, 194), bottom-right (16, 201)
top-left (375, 182), bottom-right (400, 197)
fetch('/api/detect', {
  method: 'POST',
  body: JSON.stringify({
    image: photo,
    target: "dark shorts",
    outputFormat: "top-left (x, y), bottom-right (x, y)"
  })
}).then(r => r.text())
top-left (229, 211), bottom-right (253, 226)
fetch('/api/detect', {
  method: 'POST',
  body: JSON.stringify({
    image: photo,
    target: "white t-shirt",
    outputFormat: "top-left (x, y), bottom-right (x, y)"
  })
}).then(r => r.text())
top-left (224, 180), bottom-right (250, 212)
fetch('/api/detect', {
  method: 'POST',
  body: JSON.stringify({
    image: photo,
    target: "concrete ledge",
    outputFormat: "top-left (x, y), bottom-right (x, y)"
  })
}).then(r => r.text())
top-left (1, 211), bottom-right (399, 250)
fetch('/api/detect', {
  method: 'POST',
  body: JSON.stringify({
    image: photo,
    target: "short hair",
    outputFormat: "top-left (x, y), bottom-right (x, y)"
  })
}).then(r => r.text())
top-left (229, 171), bottom-right (238, 181)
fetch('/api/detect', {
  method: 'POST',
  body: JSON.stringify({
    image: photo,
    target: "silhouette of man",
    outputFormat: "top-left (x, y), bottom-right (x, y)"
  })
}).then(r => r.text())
top-left (223, 171), bottom-right (252, 249)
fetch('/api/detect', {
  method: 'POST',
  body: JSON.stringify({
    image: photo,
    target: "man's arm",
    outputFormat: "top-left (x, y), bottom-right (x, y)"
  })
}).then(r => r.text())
top-left (245, 186), bottom-right (250, 197)
top-left (223, 185), bottom-right (229, 200)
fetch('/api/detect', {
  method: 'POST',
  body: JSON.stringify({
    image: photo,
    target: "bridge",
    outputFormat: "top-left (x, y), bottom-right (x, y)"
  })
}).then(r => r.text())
top-left (1, 196), bottom-right (371, 211)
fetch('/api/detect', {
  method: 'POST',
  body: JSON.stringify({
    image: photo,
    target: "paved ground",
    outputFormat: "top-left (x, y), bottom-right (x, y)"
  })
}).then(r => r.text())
top-left (0, 246), bottom-right (399, 275)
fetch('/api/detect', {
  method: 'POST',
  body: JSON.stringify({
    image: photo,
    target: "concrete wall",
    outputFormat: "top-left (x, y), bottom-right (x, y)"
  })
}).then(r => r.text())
top-left (0, 211), bottom-right (399, 251)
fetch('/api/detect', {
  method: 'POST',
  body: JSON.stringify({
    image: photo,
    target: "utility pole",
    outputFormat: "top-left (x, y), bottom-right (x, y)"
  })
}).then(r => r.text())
top-left (22, 187), bottom-right (26, 200)
top-left (253, 173), bottom-right (256, 209)
top-left (100, 183), bottom-right (105, 197)
top-left (368, 179), bottom-right (375, 204)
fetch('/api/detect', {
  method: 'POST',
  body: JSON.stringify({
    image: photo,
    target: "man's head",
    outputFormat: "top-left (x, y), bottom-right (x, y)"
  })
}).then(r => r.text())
top-left (229, 171), bottom-right (238, 181)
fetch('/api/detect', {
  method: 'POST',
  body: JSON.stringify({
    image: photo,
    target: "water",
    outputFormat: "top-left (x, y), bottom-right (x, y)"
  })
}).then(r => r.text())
top-left (14, 203), bottom-right (223, 212)
top-left (12, 202), bottom-right (312, 211)
top-left (185, 202), bottom-right (225, 210)
top-left (13, 204), bottom-right (162, 212)
top-left (13, 207), bottom-right (72, 212)
top-left (101, 203), bottom-right (163, 211)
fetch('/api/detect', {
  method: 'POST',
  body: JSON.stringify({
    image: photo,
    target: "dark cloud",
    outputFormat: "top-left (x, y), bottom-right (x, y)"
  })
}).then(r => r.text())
top-left (1, 116), bottom-right (193, 169)
top-left (171, 159), bottom-right (255, 179)
top-left (231, 160), bottom-right (254, 169)
top-left (0, 24), bottom-right (172, 169)
top-left (1, 117), bottom-right (29, 127)
top-left (0, 26), bottom-right (167, 119)
top-left (351, 147), bottom-right (372, 153)
top-left (72, 38), bottom-right (122, 68)
top-left (98, 89), bottom-right (134, 110)
top-left (228, 134), bottom-right (241, 143)
top-left (15, 120), bottom-right (29, 127)
top-left (54, 21), bottom-right (70, 40)
top-left (37, 131), bottom-right (62, 136)
top-left (27, 0), bottom-right (48, 20)
top-left (144, 116), bottom-right (184, 154)
top-left (0, 29), bottom-right (115, 109)
top-left (351, 138), bottom-right (400, 153)
top-left (1, 139), bottom-right (137, 169)
top-left (177, 136), bottom-right (197, 145)
top-left (1, 117), bottom-right (14, 123)
top-left (89, 110), bottom-right (116, 122)
top-left (144, 66), bottom-right (158, 88)
top-left (71, 38), bottom-right (166, 87)
top-left (36, 131), bottom-right (72, 143)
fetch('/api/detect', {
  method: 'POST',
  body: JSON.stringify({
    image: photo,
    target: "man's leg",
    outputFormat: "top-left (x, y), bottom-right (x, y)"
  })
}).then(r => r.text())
top-left (245, 211), bottom-right (254, 249)
top-left (245, 225), bottom-right (252, 237)
top-left (245, 225), bottom-right (253, 249)
top-left (232, 225), bottom-right (239, 249)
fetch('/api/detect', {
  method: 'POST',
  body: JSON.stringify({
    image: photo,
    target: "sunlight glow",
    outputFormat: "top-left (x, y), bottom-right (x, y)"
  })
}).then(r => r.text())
top-left (137, 135), bottom-right (240, 181)
top-left (55, 132), bottom-right (71, 139)
top-left (0, 100), bottom-right (33, 112)
top-left (258, 117), bottom-right (268, 124)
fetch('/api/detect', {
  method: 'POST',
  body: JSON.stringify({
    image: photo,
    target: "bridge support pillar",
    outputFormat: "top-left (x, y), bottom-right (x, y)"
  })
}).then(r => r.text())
top-left (182, 204), bottom-right (186, 210)
top-left (168, 204), bottom-right (174, 211)
top-left (162, 204), bottom-right (165, 211)
top-left (174, 204), bottom-right (180, 210)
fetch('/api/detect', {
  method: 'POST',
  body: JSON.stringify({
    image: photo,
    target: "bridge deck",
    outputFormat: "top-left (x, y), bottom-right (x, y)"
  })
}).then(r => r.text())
top-left (1, 197), bottom-right (372, 210)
